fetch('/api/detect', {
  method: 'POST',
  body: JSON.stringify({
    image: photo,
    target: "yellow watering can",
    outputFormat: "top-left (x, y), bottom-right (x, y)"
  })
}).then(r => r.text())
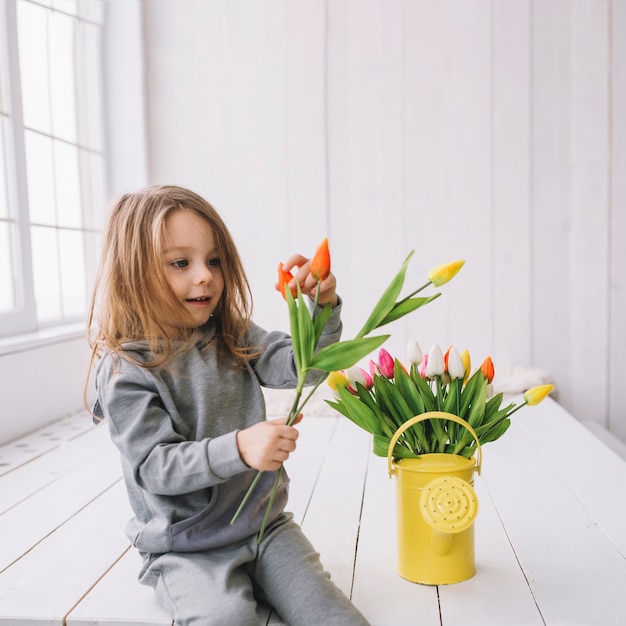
top-left (387, 412), bottom-right (482, 585)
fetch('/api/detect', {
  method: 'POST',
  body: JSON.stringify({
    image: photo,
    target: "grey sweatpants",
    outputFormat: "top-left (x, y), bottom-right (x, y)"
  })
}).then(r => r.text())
top-left (139, 514), bottom-right (371, 626)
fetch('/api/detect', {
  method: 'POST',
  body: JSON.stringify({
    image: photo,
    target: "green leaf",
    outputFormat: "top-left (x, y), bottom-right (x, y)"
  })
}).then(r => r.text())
top-left (373, 434), bottom-right (420, 459)
top-left (296, 289), bottom-right (315, 368)
top-left (355, 251), bottom-right (414, 338)
top-left (285, 287), bottom-right (301, 371)
top-left (336, 385), bottom-right (381, 434)
top-left (373, 377), bottom-right (405, 429)
top-left (393, 361), bottom-right (426, 416)
top-left (466, 379), bottom-right (487, 428)
top-left (308, 335), bottom-right (389, 372)
top-left (324, 399), bottom-right (351, 420)
top-left (378, 294), bottom-right (441, 326)
top-left (312, 302), bottom-right (333, 344)
top-left (413, 375), bottom-right (437, 412)
top-left (354, 382), bottom-right (396, 439)
top-left (458, 370), bottom-right (482, 418)
top-left (479, 418), bottom-right (511, 444)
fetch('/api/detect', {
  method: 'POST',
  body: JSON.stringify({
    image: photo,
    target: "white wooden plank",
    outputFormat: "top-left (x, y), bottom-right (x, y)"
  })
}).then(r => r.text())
top-left (66, 546), bottom-right (275, 626)
top-left (568, 0), bottom-right (611, 424)
top-left (404, 0), bottom-right (493, 360)
top-left (283, 415), bottom-right (338, 523)
top-left (610, 0), bottom-right (626, 443)
top-left (299, 418), bottom-right (372, 598)
top-left (65, 548), bottom-right (172, 626)
top-left (0, 423), bottom-right (111, 514)
top-left (438, 479), bottom-right (543, 626)
top-left (515, 397), bottom-right (626, 556)
top-left (0, 482), bottom-right (130, 624)
top-left (481, 420), bottom-right (626, 625)
top-left (326, 0), bottom-right (407, 349)
top-left (0, 444), bottom-right (121, 571)
top-left (284, 0), bottom-right (327, 249)
top-left (351, 454), bottom-right (441, 625)
top-left (492, 0), bottom-right (532, 368)
top-left (0, 411), bottom-right (94, 477)
top-left (530, 0), bottom-right (574, 403)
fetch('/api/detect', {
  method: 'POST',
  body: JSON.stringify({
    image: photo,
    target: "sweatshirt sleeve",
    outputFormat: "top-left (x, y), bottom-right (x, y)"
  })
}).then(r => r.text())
top-left (97, 354), bottom-right (248, 496)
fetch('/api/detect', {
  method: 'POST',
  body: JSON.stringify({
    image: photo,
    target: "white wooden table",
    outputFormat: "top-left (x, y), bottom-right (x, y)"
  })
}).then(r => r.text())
top-left (0, 397), bottom-right (625, 625)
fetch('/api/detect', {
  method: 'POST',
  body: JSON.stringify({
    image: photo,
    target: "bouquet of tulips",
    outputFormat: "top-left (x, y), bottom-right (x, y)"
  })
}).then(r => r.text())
top-left (231, 239), bottom-right (465, 541)
top-left (326, 343), bottom-right (554, 460)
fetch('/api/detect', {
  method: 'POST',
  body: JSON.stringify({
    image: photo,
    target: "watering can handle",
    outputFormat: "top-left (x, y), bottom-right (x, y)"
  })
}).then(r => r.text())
top-left (386, 412), bottom-right (482, 477)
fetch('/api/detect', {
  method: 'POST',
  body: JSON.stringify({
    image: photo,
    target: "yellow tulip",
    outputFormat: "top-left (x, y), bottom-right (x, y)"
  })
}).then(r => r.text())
top-left (523, 384), bottom-right (555, 406)
top-left (427, 259), bottom-right (465, 287)
top-left (460, 350), bottom-right (471, 382)
top-left (327, 370), bottom-right (349, 391)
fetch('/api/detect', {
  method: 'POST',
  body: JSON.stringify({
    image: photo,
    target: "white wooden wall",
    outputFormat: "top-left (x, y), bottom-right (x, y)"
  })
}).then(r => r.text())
top-left (126, 0), bottom-right (625, 441)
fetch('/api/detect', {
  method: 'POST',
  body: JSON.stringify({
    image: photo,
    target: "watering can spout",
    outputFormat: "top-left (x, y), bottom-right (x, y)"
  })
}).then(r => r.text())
top-left (420, 475), bottom-right (479, 556)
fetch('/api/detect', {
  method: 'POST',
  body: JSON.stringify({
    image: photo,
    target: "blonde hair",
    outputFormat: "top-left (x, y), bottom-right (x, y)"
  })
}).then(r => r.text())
top-left (87, 185), bottom-right (254, 372)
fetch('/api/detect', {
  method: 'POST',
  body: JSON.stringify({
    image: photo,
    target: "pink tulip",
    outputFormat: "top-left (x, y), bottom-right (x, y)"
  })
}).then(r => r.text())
top-left (377, 348), bottom-right (395, 379)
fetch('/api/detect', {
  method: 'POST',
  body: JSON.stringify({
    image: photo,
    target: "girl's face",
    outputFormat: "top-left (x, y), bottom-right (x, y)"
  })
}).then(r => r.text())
top-left (162, 209), bottom-right (225, 328)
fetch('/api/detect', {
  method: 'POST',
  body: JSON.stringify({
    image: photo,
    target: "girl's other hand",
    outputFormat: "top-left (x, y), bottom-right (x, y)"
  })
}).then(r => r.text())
top-left (278, 254), bottom-right (338, 308)
top-left (236, 414), bottom-right (303, 472)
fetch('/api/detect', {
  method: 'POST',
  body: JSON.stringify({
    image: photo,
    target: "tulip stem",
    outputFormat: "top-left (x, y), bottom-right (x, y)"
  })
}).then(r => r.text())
top-left (395, 281), bottom-right (432, 306)
top-left (230, 470), bottom-right (264, 526)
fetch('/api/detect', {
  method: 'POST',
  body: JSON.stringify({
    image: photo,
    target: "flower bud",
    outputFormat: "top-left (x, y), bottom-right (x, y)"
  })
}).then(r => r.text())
top-left (460, 350), bottom-right (471, 382)
top-left (277, 263), bottom-right (296, 300)
top-left (310, 238), bottom-right (331, 281)
top-left (344, 366), bottom-right (372, 393)
top-left (425, 344), bottom-right (445, 377)
top-left (377, 348), bottom-right (395, 379)
top-left (446, 346), bottom-right (465, 380)
top-left (327, 370), bottom-right (349, 392)
top-left (427, 259), bottom-right (465, 287)
top-left (480, 356), bottom-right (495, 384)
top-left (406, 338), bottom-right (423, 365)
top-left (523, 384), bottom-right (555, 406)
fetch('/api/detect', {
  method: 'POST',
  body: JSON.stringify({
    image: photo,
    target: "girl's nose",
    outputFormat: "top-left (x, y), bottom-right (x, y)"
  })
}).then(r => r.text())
top-left (195, 264), bottom-right (213, 285)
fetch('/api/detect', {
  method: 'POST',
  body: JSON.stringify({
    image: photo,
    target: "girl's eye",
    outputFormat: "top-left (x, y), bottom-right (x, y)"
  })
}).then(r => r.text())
top-left (208, 257), bottom-right (221, 267)
top-left (171, 259), bottom-right (189, 269)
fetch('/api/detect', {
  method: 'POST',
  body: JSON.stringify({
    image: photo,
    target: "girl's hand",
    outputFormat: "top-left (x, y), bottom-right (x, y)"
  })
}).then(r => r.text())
top-left (236, 414), bottom-right (303, 472)
top-left (278, 253), bottom-right (339, 308)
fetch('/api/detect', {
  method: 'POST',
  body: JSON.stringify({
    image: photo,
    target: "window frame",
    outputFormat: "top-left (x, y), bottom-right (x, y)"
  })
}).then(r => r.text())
top-left (0, 0), bottom-right (106, 338)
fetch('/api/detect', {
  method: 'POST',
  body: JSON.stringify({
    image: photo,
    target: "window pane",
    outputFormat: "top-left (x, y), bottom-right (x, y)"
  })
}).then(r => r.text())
top-left (76, 21), bottom-right (103, 151)
top-left (54, 139), bottom-right (81, 228)
top-left (58, 228), bottom-right (85, 316)
top-left (49, 10), bottom-right (77, 143)
top-left (24, 130), bottom-right (56, 225)
top-left (81, 149), bottom-right (105, 229)
top-left (17, 1), bottom-right (51, 134)
top-left (31, 225), bottom-right (61, 321)
top-left (0, 221), bottom-right (15, 312)
top-left (52, 0), bottom-right (78, 16)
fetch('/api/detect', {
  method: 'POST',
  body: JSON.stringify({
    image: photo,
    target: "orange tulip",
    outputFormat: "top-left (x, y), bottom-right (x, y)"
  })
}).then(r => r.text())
top-left (277, 263), bottom-right (295, 300)
top-left (310, 238), bottom-right (331, 282)
top-left (480, 355), bottom-right (495, 384)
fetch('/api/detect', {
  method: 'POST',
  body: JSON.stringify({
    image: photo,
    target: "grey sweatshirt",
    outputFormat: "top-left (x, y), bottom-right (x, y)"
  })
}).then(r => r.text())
top-left (95, 303), bottom-right (342, 554)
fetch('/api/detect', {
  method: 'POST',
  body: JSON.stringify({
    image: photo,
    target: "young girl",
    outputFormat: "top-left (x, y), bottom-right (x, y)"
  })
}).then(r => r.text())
top-left (87, 185), bottom-right (370, 626)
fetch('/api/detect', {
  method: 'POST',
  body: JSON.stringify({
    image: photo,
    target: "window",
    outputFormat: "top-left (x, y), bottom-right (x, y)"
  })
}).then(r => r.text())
top-left (0, 0), bottom-right (106, 338)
